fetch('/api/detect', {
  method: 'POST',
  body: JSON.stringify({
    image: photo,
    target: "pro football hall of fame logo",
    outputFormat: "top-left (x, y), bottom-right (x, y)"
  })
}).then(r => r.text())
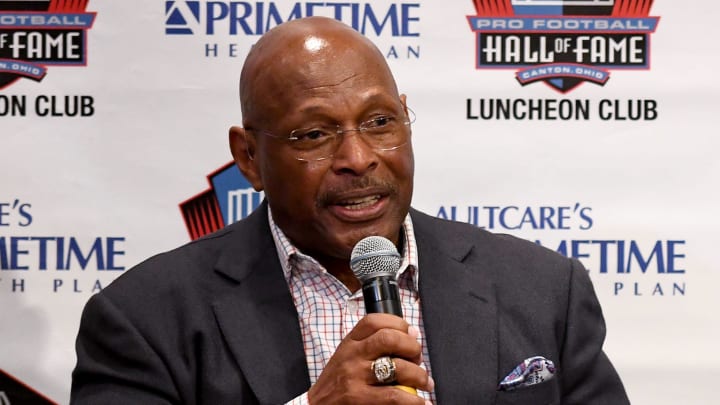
top-left (0, 0), bottom-right (95, 90)
top-left (467, 0), bottom-right (659, 93)
top-left (181, 162), bottom-right (264, 240)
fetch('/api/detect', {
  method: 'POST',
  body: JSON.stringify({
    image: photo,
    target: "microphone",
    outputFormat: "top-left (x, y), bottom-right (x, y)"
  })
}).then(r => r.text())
top-left (350, 236), bottom-right (417, 396)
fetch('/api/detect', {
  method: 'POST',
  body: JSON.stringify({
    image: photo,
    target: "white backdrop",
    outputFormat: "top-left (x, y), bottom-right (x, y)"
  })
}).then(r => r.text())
top-left (1, 0), bottom-right (718, 403)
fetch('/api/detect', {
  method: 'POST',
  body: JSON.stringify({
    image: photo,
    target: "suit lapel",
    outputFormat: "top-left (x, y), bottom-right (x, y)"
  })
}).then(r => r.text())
top-left (412, 210), bottom-right (499, 404)
top-left (211, 204), bottom-right (310, 404)
top-left (205, 205), bottom-right (500, 403)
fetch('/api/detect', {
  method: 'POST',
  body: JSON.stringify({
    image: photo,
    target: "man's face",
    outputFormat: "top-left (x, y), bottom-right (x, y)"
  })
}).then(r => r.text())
top-left (241, 36), bottom-right (414, 261)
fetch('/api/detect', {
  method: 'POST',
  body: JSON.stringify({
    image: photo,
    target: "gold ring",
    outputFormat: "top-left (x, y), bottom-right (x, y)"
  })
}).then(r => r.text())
top-left (371, 356), bottom-right (396, 384)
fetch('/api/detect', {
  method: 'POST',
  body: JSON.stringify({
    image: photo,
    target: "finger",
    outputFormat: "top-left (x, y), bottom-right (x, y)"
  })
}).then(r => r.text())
top-left (362, 328), bottom-right (422, 361)
top-left (367, 357), bottom-right (433, 393)
top-left (349, 313), bottom-right (410, 341)
top-left (407, 325), bottom-right (420, 339)
top-left (392, 358), bottom-right (434, 393)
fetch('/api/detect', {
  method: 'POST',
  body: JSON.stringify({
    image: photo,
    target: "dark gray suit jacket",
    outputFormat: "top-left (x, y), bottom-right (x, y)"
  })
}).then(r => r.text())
top-left (71, 203), bottom-right (629, 404)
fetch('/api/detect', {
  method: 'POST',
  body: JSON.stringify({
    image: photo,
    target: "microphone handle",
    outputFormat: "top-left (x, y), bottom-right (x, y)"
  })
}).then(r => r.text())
top-left (362, 276), bottom-right (403, 317)
top-left (361, 276), bottom-right (418, 396)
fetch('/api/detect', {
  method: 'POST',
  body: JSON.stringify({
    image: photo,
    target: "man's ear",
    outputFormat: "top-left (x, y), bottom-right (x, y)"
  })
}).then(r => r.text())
top-left (229, 126), bottom-right (264, 191)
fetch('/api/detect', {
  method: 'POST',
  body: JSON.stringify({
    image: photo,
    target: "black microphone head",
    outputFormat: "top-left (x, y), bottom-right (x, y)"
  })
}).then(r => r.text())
top-left (350, 236), bottom-right (401, 283)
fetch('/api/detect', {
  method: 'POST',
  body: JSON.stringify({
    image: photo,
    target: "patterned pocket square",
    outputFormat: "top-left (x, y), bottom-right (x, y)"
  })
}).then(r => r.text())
top-left (498, 356), bottom-right (556, 391)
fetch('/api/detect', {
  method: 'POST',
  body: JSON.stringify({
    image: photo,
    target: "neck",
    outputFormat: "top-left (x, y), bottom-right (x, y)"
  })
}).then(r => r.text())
top-left (317, 255), bottom-right (361, 293)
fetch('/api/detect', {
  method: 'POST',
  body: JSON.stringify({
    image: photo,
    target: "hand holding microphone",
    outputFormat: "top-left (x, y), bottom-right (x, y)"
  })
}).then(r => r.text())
top-left (350, 236), bottom-right (420, 396)
top-left (306, 236), bottom-right (433, 404)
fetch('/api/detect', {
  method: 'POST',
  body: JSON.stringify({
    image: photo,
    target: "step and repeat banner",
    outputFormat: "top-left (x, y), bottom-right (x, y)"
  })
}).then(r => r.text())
top-left (1, 0), bottom-right (718, 403)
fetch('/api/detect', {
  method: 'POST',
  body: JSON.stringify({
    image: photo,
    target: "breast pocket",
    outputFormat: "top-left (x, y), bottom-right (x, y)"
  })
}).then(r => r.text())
top-left (495, 378), bottom-right (560, 405)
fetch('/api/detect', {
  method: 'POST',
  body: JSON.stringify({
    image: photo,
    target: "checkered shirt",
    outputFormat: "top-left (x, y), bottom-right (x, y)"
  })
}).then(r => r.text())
top-left (268, 209), bottom-right (436, 404)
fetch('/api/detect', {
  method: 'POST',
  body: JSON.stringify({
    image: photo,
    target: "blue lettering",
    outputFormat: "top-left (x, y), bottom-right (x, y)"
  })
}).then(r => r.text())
top-left (537, 239), bottom-right (687, 275)
top-left (11, 237), bottom-right (29, 270)
top-left (627, 240), bottom-right (663, 273)
top-left (362, 4), bottom-right (398, 36)
top-left (614, 282), bottom-right (623, 295)
top-left (56, 236), bottom-right (66, 270)
top-left (468, 206), bottom-right (479, 226)
top-left (105, 237), bottom-right (126, 271)
top-left (349, 3), bottom-right (360, 30)
top-left (614, 282), bottom-right (686, 297)
top-left (386, 45), bottom-right (398, 59)
top-left (484, 206), bottom-right (499, 229)
top-left (539, 206), bottom-right (557, 229)
top-left (205, 42), bottom-right (218, 57)
top-left (591, 240), bottom-right (614, 273)
top-left (556, 206), bottom-right (569, 229)
top-left (652, 283), bottom-right (663, 295)
top-left (193, 2), bottom-right (421, 36)
top-left (0, 203), bottom-right (9, 226)
top-left (0, 236), bottom-right (126, 271)
top-left (556, 240), bottom-right (568, 256)
top-left (579, 206), bottom-right (593, 229)
top-left (66, 238), bottom-right (104, 270)
top-left (327, 2), bottom-right (352, 20)
top-left (265, 2), bottom-right (302, 33)
top-left (18, 203), bottom-right (32, 226)
top-left (31, 237), bottom-right (54, 270)
top-left (436, 206), bottom-right (451, 220)
top-left (499, 206), bottom-right (520, 229)
top-left (617, 240), bottom-right (625, 273)
top-left (305, 2), bottom-right (324, 16)
top-left (0, 237), bottom-right (7, 269)
top-left (519, 207), bottom-right (538, 229)
top-left (666, 240), bottom-right (685, 273)
top-left (407, 45), bottom-right (420, 58)
top-left (12, 278), bottom-right (25, 292)
top-left (206, 2), bottom-right (230, 35)
top-left (401, 4), bottom-right (419, 36)
top-left (673, 283), bottom-right (685, 295)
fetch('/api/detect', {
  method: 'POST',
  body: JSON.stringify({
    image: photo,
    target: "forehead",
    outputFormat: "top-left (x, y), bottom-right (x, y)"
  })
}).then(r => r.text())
top-left (244, 30), bottom-right (400, 123)
top-left (286, 65), bottom-right (396, 125)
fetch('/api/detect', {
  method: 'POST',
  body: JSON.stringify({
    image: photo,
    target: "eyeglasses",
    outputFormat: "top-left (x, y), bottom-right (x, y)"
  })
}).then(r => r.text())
top-left (248, 108), bottom-right (415, 162)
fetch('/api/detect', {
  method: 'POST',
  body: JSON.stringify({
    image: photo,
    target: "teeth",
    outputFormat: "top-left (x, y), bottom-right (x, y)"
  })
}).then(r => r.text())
top-left (339, 195), bottom-right (381, 209)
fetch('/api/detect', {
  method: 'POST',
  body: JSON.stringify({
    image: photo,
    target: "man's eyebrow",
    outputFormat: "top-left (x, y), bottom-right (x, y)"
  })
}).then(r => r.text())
top-left (290, 91), bottom-right (401, 119)
top-left (361, 92), bottom-right (401, 106)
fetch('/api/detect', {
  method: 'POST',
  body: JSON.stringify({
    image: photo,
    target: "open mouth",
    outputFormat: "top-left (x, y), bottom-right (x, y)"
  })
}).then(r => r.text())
top-left (336, 195), bottom-right (382, 210)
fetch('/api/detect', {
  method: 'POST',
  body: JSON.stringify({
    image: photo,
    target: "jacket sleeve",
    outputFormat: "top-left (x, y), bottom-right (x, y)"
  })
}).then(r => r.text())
top-left (71, 292), bottom-right (179, 405)
top-left (560, 258), bottom-right (630, 404)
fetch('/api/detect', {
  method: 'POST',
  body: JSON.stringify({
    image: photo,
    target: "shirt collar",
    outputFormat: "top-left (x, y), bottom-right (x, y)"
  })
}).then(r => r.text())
top-left (268, 208), bottom-right (420, 292)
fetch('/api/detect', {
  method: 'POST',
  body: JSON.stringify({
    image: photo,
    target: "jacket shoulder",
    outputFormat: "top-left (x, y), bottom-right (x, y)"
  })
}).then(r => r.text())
top-left (99, 205), bottom-right (272, 302)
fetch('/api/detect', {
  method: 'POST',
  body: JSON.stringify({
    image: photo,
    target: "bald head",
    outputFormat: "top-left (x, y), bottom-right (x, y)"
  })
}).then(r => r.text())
top-left (228, 16), bottom-right (414, 271)
top-left (239, 16), bottom-right (399, 126)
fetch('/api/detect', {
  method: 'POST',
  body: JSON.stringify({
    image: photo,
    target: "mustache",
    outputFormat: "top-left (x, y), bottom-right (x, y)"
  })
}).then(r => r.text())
top-left (318, 177), bottom-right (398, 206)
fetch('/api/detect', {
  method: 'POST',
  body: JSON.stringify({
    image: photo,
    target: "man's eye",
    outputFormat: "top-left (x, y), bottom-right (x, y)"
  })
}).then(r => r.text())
top-left (294, 128), bottom-right (331, 141)
top-left (367, 116), bottom-right (395, 128)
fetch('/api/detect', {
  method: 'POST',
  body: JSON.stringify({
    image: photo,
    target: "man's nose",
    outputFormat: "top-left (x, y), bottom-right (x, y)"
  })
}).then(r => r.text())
top-left (330, 131), bottom-right (378, 175)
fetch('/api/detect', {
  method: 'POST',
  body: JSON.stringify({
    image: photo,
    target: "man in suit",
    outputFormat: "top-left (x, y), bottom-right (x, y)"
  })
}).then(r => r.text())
top-left (71, 16), bottom-right (629, 404)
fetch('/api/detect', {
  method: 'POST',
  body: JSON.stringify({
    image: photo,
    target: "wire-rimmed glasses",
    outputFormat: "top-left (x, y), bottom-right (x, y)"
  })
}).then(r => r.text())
top-left (248, 108), bottom-right (415, 162)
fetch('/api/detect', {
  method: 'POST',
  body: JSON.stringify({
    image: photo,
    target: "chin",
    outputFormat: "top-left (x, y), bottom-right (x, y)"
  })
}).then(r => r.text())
top-left (343, 224), bottom-right (400, 250)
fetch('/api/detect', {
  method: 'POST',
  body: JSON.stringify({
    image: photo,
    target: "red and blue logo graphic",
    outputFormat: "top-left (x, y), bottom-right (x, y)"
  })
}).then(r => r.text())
top-left (0, 0), bottom-right (95, 90)
top-left (180, 162), bottom-right (264, 240)
top-left (467, 0), bottom-right (659, 93)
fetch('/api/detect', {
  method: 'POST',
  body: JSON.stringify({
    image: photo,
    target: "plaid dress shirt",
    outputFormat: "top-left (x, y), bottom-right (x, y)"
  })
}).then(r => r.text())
top-left (268, 209), bottom-right (436, 404)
